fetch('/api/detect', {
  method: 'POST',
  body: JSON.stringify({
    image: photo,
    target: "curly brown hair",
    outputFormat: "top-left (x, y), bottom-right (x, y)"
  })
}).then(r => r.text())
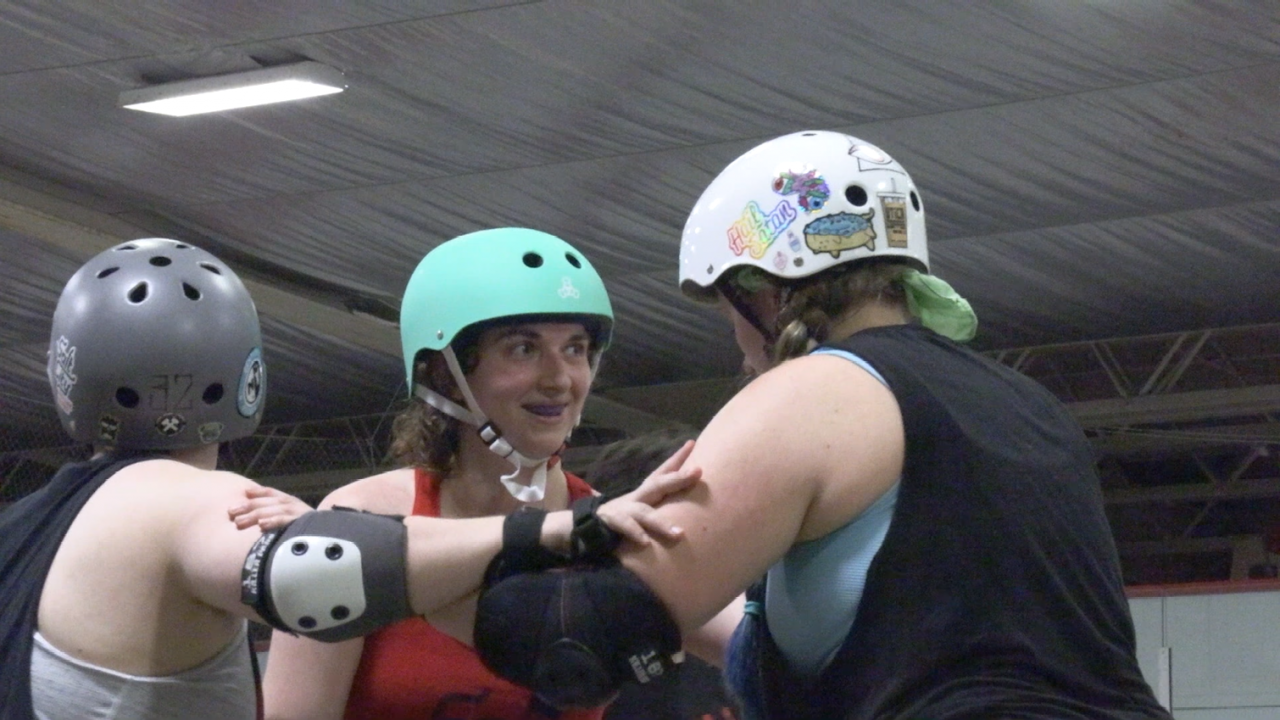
top-left (388, 345), bottom-right (478, 476)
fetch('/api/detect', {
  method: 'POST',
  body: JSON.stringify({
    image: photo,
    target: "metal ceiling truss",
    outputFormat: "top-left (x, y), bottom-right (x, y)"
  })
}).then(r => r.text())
top-left (989, 325), bottom-right (1280, 580)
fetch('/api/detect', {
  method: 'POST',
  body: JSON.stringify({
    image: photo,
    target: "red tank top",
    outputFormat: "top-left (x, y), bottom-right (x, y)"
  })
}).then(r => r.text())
top-left (343, 467), bottom-right (604, 720)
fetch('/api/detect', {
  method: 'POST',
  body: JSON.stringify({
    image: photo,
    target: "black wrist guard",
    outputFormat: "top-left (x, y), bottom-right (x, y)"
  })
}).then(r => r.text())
top-left (569, 495), bottom-right (622, 562)
top-left (483, 506), bottom-right (570, 587)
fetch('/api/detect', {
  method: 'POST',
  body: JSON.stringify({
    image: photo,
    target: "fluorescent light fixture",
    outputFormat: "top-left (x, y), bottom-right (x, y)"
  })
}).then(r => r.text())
top-left (119, 61), bottom-right (346, 117)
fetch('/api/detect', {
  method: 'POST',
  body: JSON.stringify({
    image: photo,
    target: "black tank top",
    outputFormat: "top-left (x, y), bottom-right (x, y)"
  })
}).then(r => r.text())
top-left (0, 453), bottom-right (153, 719)
top-left (753, 325), bottom-right (1170, 720)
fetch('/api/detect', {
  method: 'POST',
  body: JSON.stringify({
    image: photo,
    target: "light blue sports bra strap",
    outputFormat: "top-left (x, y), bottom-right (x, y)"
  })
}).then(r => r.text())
top-left (764, 346), bottom-right (897, 678)
top-left (810, 347), bottom-right (888, 388)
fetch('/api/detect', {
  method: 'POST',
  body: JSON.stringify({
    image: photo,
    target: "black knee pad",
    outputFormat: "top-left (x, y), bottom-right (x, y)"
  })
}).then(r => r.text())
top-left (474, 560), bottom-right (683, 709)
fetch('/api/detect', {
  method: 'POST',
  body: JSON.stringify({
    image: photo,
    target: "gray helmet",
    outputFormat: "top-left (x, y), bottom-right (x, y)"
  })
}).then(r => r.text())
top-left (47, 238), bottom-right (266, 449)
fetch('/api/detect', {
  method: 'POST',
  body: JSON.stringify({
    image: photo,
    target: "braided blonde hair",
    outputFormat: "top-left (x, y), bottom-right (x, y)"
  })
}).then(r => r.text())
top-left (766, 258), bottom-right (915, 364)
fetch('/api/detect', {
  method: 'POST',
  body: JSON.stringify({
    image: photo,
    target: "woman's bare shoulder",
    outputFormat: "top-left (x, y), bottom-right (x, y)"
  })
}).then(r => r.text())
top-left (319, 467), bottom-right (416, 514)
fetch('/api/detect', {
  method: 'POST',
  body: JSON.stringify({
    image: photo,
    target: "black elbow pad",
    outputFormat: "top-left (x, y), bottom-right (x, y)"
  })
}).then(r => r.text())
top-left (240, 508), bottom-right (412, 642)
top-left (474, 560), bottom-right (683, 709)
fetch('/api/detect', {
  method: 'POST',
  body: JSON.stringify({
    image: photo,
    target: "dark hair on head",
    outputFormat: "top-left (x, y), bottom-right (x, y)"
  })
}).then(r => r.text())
top-left (576, 428), bottom-right (697, 499)
top-left (389, 314), bottom-right (609, 474)
top-left (726, 258), bottom-right (915, 365)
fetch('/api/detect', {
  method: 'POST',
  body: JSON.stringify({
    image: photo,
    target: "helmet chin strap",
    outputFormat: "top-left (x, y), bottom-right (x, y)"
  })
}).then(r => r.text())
top-left (413, 346), bottom-right (550, 503)
top-left (717, 278), bottom-right (775, 344)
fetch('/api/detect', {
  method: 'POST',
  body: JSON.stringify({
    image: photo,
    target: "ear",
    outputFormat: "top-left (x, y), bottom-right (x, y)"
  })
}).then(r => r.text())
top-left (422, 353), bottom-right (467, 404)
top-left (755, 283), bottom-right (783, 325)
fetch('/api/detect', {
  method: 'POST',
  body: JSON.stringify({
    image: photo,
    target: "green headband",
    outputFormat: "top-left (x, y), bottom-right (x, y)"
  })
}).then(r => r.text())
top-left (902, 269), bottom-right (977, 342)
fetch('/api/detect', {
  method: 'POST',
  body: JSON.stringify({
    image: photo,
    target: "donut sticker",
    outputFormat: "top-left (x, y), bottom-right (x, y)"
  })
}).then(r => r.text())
top-left (803, 210), bottom-right (877, 259)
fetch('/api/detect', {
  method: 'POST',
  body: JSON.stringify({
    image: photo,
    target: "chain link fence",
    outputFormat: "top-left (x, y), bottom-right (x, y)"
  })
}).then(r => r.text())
top-left (0, 411), bottom-right (632, 509)
top-left (0, 412), bottom-right (402, 508)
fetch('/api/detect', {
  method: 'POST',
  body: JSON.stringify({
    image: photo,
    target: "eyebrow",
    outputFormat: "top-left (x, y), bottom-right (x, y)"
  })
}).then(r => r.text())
top-left (493, 327), bottom-right (591, 343)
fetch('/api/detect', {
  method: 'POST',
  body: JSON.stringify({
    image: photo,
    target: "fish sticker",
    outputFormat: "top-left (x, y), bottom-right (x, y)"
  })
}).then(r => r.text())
top-left (773, 170), bottom-right (831, 213)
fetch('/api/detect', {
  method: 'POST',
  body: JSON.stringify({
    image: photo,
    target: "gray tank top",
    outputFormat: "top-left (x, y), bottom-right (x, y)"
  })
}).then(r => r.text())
top-left (30, 624), bottom-right (256, 720)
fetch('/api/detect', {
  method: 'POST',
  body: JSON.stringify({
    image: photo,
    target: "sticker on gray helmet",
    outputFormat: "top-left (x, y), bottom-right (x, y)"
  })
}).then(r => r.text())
top-left (198, 421), bottom-right (225, 444)
top-left (52, 336), bottom-right (78, 414)
top-left (156, 413), bottom-right (186, 436)
top-left (98, 415), bottom-right (120, 443)
top-left (238, 348), bottom-right (265, 418)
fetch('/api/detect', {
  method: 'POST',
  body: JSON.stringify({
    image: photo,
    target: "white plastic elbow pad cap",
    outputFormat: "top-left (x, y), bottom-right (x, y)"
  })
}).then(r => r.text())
top-left (269, 535), bottom-right (367, 634)
top-left (240, 508), bottom-right (412, 642)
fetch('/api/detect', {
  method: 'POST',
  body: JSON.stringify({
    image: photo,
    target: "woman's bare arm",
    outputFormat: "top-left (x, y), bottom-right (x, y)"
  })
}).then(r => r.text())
top-left (618, 354), bottom-right (905, 631)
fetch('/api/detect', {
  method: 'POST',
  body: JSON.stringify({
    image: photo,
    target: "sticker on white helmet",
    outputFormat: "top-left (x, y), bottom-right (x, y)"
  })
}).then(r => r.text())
top-left (728, 200), bottom-right (797, 259)
top-left (238, 348), bottom-right (265, 418)
top-left (772, 170), bottom-right (830, 213)
top-left (803, 210), bottom-right (877, 259)
top-left (52, 336), bottom-right (77, 414)
top-left (848, 142), bottom-right (890, 163)
top-left (881, 195), bottom-right (909, 248)
top-left (787, 231), bottom-right (803, 254)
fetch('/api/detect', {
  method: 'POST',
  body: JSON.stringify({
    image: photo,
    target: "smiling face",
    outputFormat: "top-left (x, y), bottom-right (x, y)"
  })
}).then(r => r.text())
top-left (464, 321), bottom-right (594, 458)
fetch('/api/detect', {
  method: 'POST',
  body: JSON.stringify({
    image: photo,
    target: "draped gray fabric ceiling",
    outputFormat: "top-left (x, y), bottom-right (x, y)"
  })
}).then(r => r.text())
top-left (0, 1), bottom-right (1277, 456)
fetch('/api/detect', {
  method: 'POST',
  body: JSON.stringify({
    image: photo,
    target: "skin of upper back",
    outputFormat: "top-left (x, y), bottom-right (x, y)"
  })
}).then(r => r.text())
top-left (36, 458), bottom-right (265, 677)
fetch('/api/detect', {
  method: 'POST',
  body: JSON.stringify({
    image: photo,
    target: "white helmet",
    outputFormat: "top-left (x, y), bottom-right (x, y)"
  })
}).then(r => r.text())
top-left (680, 131), bottom-right (927, 302)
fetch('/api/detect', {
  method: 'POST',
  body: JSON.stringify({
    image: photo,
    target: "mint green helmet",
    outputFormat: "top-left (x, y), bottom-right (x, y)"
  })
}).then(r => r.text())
top-left (400, 228), bottom-right (614, 386)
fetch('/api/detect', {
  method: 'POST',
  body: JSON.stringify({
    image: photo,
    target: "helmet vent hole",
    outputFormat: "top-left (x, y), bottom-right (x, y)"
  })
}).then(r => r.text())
top-left (115, 387), bottom-right (140, 408)
top-left (565, 252), bottom-right (582, 269)
top-left (844, 185), bottom-right (868, 206)
top-left (202, 383), bottom-right (224, 405)
top-left (802, 132), bottom-right (817, 136)
top-left (910, 191), bottom-right (921, 211)
top-left (183, 282), bottom-right (201, 301)
top-left (174, 243), bottom-right (191, 250)
top-left (199, 262), bottom-right (222, 275)
top-left (116, 244), bottom-right (137, 251)
top-left (150, 256), bottom-right (172, 267)
top-left (96, 267), bottom-right (119, 279)
top-left (522, 252), bottom-right (544, 268)
top-left (127, 282), bottom-right (149, 304)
